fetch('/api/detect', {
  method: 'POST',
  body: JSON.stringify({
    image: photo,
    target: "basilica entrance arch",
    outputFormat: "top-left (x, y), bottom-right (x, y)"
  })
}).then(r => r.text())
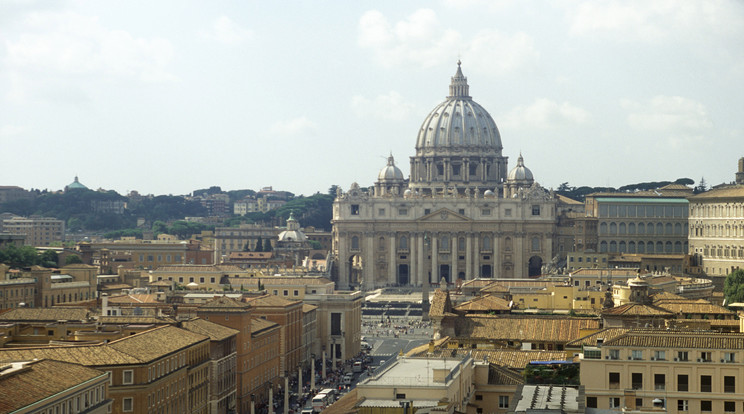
top-left (397, 264), bottom-right (409, 285)
top-left (528, 256), bottom-right (543, 277)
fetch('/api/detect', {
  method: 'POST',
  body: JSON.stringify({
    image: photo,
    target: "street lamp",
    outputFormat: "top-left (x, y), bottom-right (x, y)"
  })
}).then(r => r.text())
top-left (322, 346), bottom-right (327, 380)
top-left (268, 382), bottom-right (274, 414)
top-left (250, 394), bottom-right (255, 414)
top-left (283, 371), bottom-right (289, 414)
top-left (298, 364), bottom-right (303, 398)
top-left (310, 353), bottom-right (316, 391)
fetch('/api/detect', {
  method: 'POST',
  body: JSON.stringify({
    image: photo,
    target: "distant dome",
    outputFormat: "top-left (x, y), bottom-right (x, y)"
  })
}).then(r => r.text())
top-left (484, 189), bottom-right (495, 197)
top-left (278, 211), bottom-right (307, 242)
top-left (507, 154), bottom-right (534, 182)
top-left (378, 154), bottom-right (405, 182)
top-left (65, 176), bottom-right (88, 191)
top-left (415, 61), bottom-right (503, 156)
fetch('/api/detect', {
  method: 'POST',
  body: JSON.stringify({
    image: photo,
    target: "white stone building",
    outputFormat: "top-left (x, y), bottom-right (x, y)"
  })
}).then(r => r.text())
top-left (332, 63), bottom-right (558, 290)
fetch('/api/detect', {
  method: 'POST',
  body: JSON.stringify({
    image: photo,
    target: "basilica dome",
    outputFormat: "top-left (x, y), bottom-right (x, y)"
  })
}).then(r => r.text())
top-left (507, 154), bottom-right (533, 181)
top-left (415, 61), bottom-right (503, 156)
top-left (378, 154), bottom-right (405, 181)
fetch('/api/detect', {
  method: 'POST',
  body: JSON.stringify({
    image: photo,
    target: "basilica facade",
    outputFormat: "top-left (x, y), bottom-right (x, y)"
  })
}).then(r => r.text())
top-left (332, 63), bottom-right (557, 290)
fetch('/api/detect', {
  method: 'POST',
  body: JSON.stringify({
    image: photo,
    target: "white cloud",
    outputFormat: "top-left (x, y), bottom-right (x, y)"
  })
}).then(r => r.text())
top-left (351, 91), bottom-right (416, 121)
top-left (200, 16), bottom-right (253, 45)
top-left (357, 9), bottom-right (537, 73)
top-left (568, 0), bottom-right (744, 42)
top-left (501, 98), bottom-right (590, 129)
top-left (269, 116), bottom-right (317, 136)
top-left (622, 96), bottom-right (712, 131)
top-left (621, 95), bottom-right (712, 148)
top-left (3, 11), bottom-right (175, 102)
top-left (0, 124), bottom-right (27, 138)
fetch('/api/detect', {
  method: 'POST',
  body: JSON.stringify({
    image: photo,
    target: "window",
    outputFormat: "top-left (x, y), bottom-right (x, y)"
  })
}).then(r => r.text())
top-left (724, 376), bottom-right (735, 393)
top-left (632, 350), bottom-right (643, 360)
top-left (498, 396), bottom-right (509, 408)
top-left (654, 373), bottom-right (665, 390)
top-left (378, 208), bottom-right (385, 216)
top-left (474, 395), bottom-right (483, 401)
top-left (700, 375), bottom-right (712, 392)
top-left (632, 372), bottom-right (643, 390)
top-left (609, 372), bottom-right (620, 388)
top-left (635, 398), bottom-right (643, 408)
top-left (283, 290), bottom-right (288, 296)
top-left (677, 351), bottom-right (688, 361)
top-left (293, 290), bottom-right (299, 296)
top-left (351, 205), bottom-right (359, 215)
top-left (586, 397), bottom-right (597, 408)
top-left (123, 397), bottom-right (133, 412)
top-left (424, 208), bottom-right (431, 215)
top-left (123, 370), bottom-right (133, 385)
top-left (505, 208), bottom-right (512, 217)
top-left (653, 350), bottom-right (665, 360)
top-left (609, 397), bottom-right (620, 408)
top-left (723, 352), bottom-right (736, 363)
top-left (677, 374), bottom-right (688, 392)
top-left (481, 208), bottom-right (491, 216)
top-left (531, 237), bottom-right (540, 251)
top-left (700, 400), bottom-right (712, 412)
top-left (351, 236), bottom-right (360, 250)
top-left (398, 208), bottom-right (408, 215)
top-left (724, 401), bottom-right (735, 412)
top-left (609, 349), bottom-right (619, 360)
top-left (395, 393), bottom-right (406, 399)
top-left (532, 205), bottom-right (540, 215)
top-left (677, 399), bottom-right (688, 411)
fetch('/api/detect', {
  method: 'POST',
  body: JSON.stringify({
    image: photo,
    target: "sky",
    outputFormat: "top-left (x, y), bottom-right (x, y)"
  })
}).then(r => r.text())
top-left (1, 0), bottom-right (742, 197)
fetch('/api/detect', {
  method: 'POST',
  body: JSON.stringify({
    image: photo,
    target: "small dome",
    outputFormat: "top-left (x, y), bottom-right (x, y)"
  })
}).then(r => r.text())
top-left (378, 154), bottom-right (405, 181)
top-left (403, 189), bottom-right (413, 197)
top-left (484, 189), bottom-right (495, 197)
top-left (278, 211), bottom-right (307, 242)
top-left (66, 175), bottom-right (88, 191)
top-left (507, 153), bottom-right (534, 181)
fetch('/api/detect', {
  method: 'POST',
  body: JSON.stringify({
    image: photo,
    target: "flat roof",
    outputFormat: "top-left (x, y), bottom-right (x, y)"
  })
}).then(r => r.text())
top-left (360, 356), bottom-right (467, 388)
top-left (594, 197), bottom-right (688, 204)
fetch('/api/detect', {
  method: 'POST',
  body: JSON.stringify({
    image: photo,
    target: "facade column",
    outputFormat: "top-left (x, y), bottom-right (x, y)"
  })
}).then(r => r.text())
top-left (465, 234), bottom-right (472, 279)
top-left (451, 233), bottom-right (458, 281)
top-left (492, 233), bottom-right (500, 278)
top-left (410, 233), bottom-right (417, 286)
top-left (337, 236), bottom-right (349, 289)
top-left (389, 234), bottom-right (396, 285)
top-left (515, 233), bottom-right (525, 278)
top-left (364, 233), bottom-right (375, 289)
top-left (417, 233), bottom-right (425, 286)
top-left (431, 235), bottom-right (438, 284)
top-left (473, 233), bottom-right (480, 278)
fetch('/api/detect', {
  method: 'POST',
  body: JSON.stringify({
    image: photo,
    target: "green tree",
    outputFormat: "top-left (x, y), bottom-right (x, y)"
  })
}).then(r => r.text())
top-left (243, 242), bottom-right (251, 252)
top-left (65, 254), bottom-right (83, 265)
top-left (255, 237), bottom-right (263, 252)
top-left (724, 269), bottom-right (744, 305)
top-left (263, 239), bottom-right (272, 252)
top-left (39, 250), bottom-right (59, 267)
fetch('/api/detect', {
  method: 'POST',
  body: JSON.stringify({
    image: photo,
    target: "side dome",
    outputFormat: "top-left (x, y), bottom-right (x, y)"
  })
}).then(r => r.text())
top-left (507, 154), bottom-right (534, 181)
top-left (415, 61), bottom-right (502, 156)
top-left (378, 154), bottom-right (405, 181)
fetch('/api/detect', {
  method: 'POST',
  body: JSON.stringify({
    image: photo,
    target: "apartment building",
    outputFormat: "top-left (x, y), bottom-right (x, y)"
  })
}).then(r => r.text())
top-left (0, 325), bottom-right (211, 414)
top-left (581, 330), bottom-right (744, 413)
top-left (245, 294), bottom-right (303, 376)
top-left (2, 216), bottom-right (65, 246)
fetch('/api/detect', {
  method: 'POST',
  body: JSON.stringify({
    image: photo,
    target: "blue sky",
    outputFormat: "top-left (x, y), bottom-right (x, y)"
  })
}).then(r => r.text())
top-left (1, 0), bottom-right (742, 196)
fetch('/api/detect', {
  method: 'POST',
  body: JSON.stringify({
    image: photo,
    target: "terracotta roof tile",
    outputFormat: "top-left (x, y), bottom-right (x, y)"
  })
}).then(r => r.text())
top-left (455, 295), bottom-right (511, 312)
top-left (455, 315), bottom-right (600, 343)
top-left (413, 347), bottom-right (567, 370)
top-left (564, 328), bottom-right (630, 347)
top-left (602, 303), bottom-right (675, 316)
top-left (604, 330), bottom-right (744, 349)
top-left (0, 308), bottom-right (89, 322)
top-left (181, 318), bottom-right (239, 341)
top-left (251, 318), bottom-right (279, 335)
top-left (0, 359), bottom-right (107, 413)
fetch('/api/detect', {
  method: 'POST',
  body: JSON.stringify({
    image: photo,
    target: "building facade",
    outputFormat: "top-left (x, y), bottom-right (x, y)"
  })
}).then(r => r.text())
top-left (2, 216), bottom-right (65, 246)
top-left (688, 179), bottom-right (744, 280)
top-left (332, 63), bottom-right (557, 290)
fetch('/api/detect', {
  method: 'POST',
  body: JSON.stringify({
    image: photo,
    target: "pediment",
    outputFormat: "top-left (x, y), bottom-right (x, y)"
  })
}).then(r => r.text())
top-left (417, 208), bottom-right (471, 222)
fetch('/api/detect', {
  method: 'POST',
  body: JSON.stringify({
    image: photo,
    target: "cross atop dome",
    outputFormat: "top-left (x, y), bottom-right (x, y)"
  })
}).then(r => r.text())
top-left (448, 60), bottom-right (470, 99)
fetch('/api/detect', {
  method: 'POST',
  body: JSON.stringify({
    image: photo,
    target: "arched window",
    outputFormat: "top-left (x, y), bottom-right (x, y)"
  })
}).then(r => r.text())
top-left (638, 223), bottom-right (645, 234)
top-left (505, 237), bottom-right (512, 251)
top-left (619, 241), bottom-right (626, 253)
top-left (674, 241), bottom-right (682, 253)
top-left (628, 223), bottom-right (636, 234)
top-left (351, 236), bottom-right (359, 250)
top-left (628, 241), bottom-right (636, 253)
top-left (482, 236), bottom-right (491, 250)
top-left (656, 223), bottom-right (663, 235)
top-left (399, 236), bottom-right (408, 250)
top-left (647, 242), bottom-right (654, 253)
top-left (609, 241), bottom-right (617, 252)
top-left (600, 223), bottom-right (608, 235)
top-left (531, 237), bottom-right (540, 252)
top-left (458, 237), bottom-right (465, 251)
top-left (657, 241), bottom-right (664, 252)
top-left (665, 241), bottom-right (672, 253)
top-left (674, 223), bottom-right (682, 235)
top-left (610, 223), bottom-right (617, 235)
top-left (600, 241), bottom-right (608, 252)
top-left (665, 223), bottom-right (672, 235)
top-left (638, 241), bottom-right (645, 253)
top-left (619, 223), bottom-right (626, 234)
top-left (379, 237), bottom-right (385, 250)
